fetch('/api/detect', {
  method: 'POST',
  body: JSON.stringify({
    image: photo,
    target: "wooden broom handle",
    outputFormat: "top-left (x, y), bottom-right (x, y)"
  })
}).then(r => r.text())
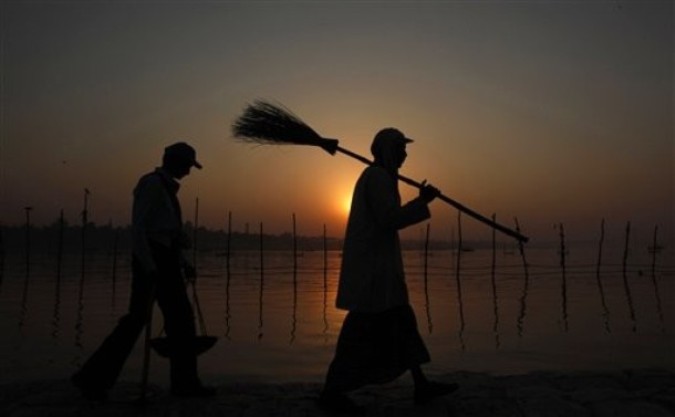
top-left (335, 146), bottom-right (529, 243)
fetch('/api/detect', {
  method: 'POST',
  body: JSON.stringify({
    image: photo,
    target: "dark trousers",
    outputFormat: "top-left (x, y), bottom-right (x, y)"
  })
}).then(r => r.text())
top-left (73, 244), bottom-right (198, 390)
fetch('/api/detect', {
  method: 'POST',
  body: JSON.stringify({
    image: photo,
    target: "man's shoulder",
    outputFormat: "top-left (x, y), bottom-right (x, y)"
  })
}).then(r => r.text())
top-left (137, 171), bottom-right (159, 183)
top-left (362, 165), bottom-right (388, 177)
top-left (362, 165), bottom-right (394, 184)
top-left (135, 169), bottom-right (163, 191)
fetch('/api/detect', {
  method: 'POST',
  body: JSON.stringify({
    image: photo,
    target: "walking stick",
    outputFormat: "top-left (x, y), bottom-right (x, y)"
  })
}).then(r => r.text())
top-left (138, 281), bottom-right (156, 404)
top-left (232, 100), bottom-right (529, 243)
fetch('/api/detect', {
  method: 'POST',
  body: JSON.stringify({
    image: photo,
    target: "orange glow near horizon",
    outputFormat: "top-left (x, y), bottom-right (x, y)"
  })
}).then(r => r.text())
top-left (341, 194), bottom-right (352, 218)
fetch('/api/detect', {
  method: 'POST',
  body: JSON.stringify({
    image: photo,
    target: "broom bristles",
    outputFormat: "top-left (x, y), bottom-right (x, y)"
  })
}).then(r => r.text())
top-left (232, 100), bottom-right (325, 147)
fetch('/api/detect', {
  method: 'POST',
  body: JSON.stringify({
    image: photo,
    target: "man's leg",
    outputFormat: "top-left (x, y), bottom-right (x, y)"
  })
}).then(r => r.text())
top-left (72, 260), bottom-right (151, 400)
top-left (394, 305), bottom-right (459, 405)
top-left (319, 312), bottom-right (369, 414)
top-left (153, 246), bottom-right (213, 397)
top-left (156, 279), bottom-right (199, 390)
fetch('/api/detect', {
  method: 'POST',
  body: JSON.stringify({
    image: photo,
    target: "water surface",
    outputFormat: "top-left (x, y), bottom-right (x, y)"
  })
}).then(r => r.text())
top-left (0, 245), bottom-right (673, 385)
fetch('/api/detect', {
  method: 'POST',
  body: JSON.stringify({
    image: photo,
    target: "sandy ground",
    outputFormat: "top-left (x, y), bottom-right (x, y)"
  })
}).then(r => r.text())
top-left (1, 370), bottom-right (674, 417)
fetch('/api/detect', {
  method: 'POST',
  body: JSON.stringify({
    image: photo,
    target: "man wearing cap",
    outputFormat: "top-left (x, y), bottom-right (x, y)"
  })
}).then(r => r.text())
top-left (319, 129), bottom-right (458, 412)
top-left (72, 142), bottom-right (214, 400)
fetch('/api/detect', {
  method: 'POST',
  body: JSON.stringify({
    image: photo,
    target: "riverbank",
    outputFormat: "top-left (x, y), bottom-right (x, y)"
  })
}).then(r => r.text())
top-left (1, 369), bottom-right (674, 416)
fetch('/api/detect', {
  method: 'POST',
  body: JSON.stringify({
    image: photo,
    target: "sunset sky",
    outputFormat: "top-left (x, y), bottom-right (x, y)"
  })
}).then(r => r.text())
top-left (1, 1), bottom-right (672, 245)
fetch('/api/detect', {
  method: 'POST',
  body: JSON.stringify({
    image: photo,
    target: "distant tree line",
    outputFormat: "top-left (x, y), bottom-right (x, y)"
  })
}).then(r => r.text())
top-left (0, 221), bottom-right (466, 258)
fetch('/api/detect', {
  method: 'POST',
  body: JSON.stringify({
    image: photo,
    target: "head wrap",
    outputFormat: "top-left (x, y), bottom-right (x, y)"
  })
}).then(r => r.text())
top-left (371, 128), bottom-right (413, 172)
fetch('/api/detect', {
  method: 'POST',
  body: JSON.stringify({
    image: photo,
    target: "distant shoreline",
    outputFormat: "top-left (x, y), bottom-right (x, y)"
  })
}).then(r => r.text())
top-left (1, 222), bottom-right (669, 253)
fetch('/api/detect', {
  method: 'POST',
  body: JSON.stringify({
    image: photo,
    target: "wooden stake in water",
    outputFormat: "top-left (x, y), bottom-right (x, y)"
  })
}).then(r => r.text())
top-left (650, 225), bottom-right (659, 276)
top-left (258, 222), bottom-right (264, 340)
top-left (490, 213), bottom-right (500, 349)
top-left (290, 214), bottom-right (298, 344)
top-left (558, 223), bottom-right (569, 332)
top-left (224, 212), bottom-right (233, 341)
top-left (259, 222), bottom-right (264, 272)
top-left (515, 217), bottom-right (530, 338)
top-left (292, 213), bottom-right (298, 271)
top-left (226, 211), bottom-right (233, 272)
top-left (19, 207), bottom-right (33, 329)
top-left (81, 189), bottom-right (90, 279)
top-left (423, 223), bottom-right (433, 334)
top-left (322, 224), bottom-right (328, 335)
top-left (649, 225), bottom-right (665, 331)
top-left (56, 209), bottom-right (65, 280)
top-left (622, 221), bottom-right (637, 332)
top-left (75, 189), bottom-right (90, 348)
top-left (596, 218), bottom-right (605, 276)
top-left (595, 219), bottom-right (611, 333)
top-left (455, 211), bottom-right (466, 351)
top-left (622, 221), bottom-right (630, 276)
top-left (24, 206), bottom-right (32, 276)
top-left (323, 224), bottom-right (328, 276)
top-left (53, 210), bottom-right (65, 339)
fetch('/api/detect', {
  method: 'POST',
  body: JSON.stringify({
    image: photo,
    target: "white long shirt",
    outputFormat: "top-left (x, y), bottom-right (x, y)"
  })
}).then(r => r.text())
top-left (336, 165), bottom-right (431, 313)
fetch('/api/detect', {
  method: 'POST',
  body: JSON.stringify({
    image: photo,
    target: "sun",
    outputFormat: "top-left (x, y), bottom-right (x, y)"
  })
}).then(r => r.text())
top-left (341, 195), bottom-right (352, 217)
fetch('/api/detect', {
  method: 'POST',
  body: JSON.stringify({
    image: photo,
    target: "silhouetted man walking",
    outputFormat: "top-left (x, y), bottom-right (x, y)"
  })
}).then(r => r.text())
top-left (319, 128), bottom-right (458, 413)
top-left (72, 142), bottom-right (214, 400)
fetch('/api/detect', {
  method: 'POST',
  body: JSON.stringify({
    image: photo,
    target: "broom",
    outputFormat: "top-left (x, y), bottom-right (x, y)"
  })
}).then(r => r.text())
top-left (232, 100), bottom-right (529, 243)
